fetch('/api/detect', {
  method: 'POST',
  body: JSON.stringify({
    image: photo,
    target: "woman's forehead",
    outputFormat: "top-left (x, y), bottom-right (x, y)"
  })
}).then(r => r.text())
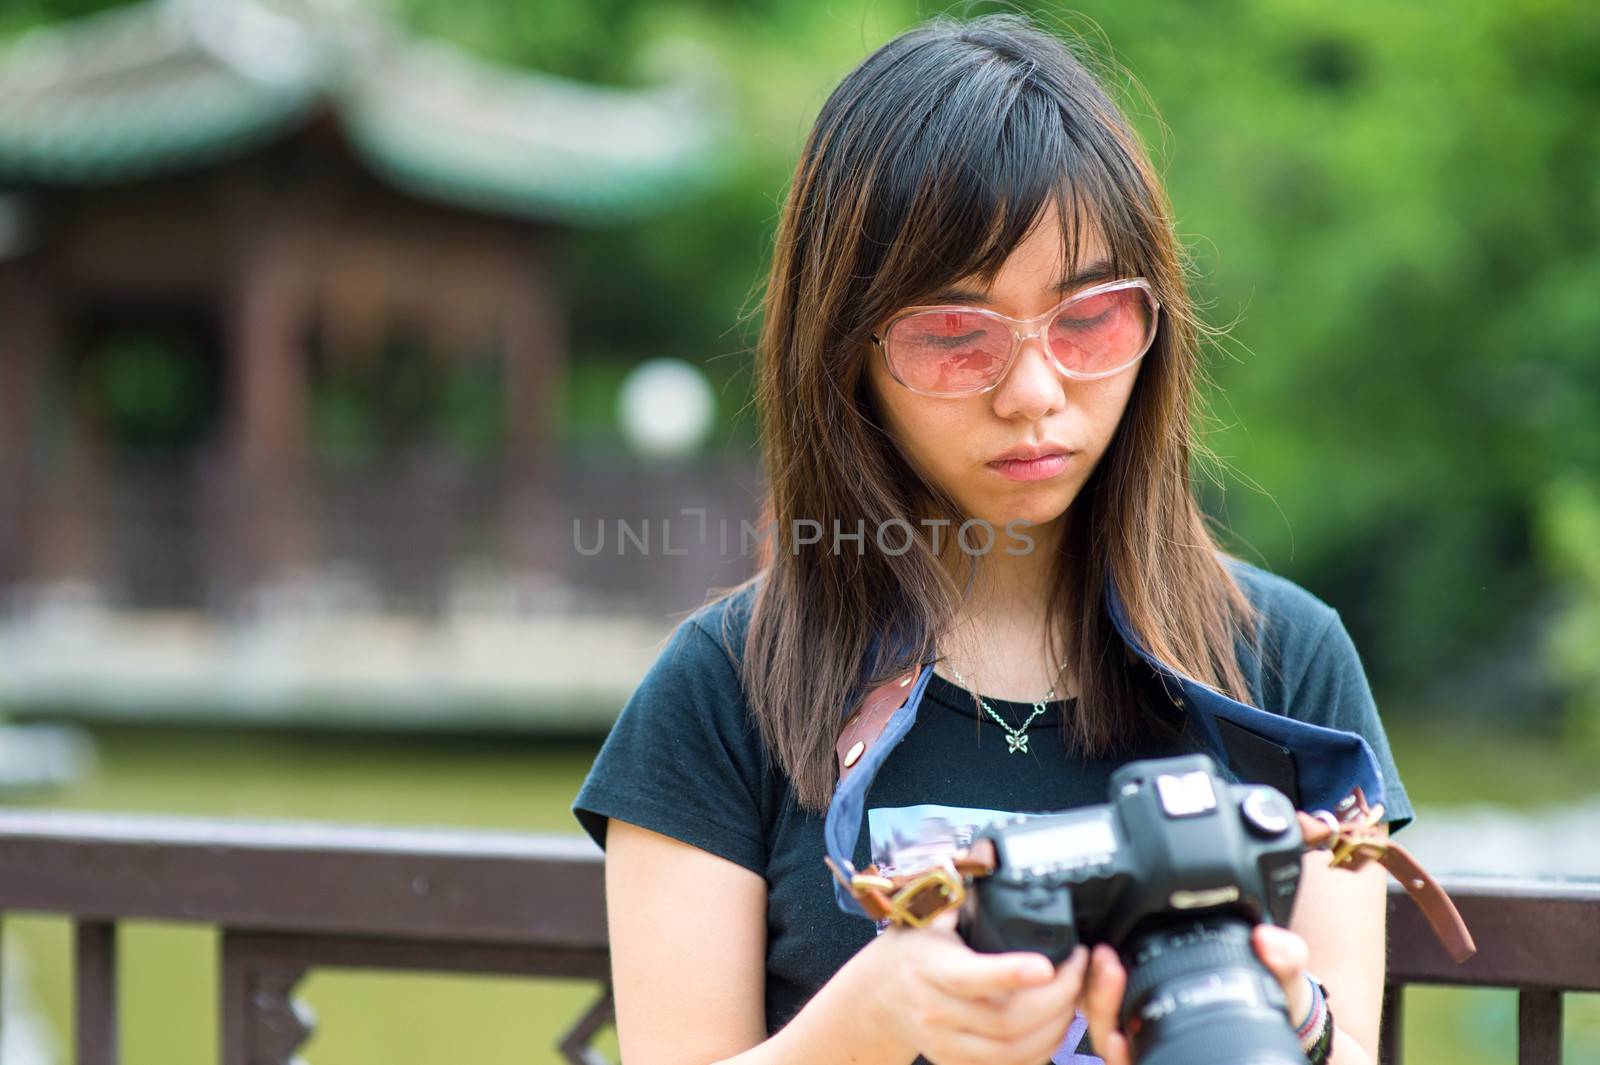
top-left (944, 208), bottom-right (1115, 297)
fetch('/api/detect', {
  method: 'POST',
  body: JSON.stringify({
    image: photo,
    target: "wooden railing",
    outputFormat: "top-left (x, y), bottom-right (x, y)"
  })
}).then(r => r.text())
top-left (0, 810), bottom-right (613, 1065)
top-left (0, 808), bottom-right (1593, 1064)
top-left (1, 450), bottom-right (766, 616)
top-left (1372, 875), bottom-right (1598, 1065)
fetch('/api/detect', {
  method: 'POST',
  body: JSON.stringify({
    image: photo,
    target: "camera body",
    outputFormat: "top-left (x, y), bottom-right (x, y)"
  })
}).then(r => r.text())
top-left (958, 753), bottom-right (1310, 1065)
top-left (960, 752), bottom-right (1303, 960)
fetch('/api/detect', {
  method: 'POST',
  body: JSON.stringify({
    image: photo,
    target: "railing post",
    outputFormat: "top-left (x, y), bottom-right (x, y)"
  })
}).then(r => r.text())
top-left (1378, 982), bottom-right (1403, 1065)
top-left (557, 984), bottom-right (616, 1065)
top-left (1518, 989), bottom-right (1562, 1065)
top-left (221, 932), bottom-right (313, 1065)
top-left (75, 919), bottom-right (118, 1065)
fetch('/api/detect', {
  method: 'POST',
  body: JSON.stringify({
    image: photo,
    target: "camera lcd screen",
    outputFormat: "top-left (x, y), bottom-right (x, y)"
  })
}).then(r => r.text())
top-left (1006, 813), bottom-right (1115, 868)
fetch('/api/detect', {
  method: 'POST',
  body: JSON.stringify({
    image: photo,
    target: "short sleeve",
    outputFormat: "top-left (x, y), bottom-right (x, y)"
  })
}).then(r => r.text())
top-left (571, 615), bottom-right (770, 875)
top-left (1285, 611), bottom-right (1415, 835)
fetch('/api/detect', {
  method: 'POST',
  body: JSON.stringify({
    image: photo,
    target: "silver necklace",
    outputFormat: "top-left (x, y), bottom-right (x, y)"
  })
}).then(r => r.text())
top-left (943, 660), bottom-right (1068, 755)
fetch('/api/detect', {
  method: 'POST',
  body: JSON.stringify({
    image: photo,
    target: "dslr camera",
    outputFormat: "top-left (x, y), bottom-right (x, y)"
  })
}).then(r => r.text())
top-left (958, 752), bottom-right (1310, 1065)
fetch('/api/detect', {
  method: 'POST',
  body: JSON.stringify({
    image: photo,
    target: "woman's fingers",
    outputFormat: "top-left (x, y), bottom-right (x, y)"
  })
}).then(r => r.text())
top-left (913, 933), bottom-right (1091, 1043)
top-left (984, 946), bottom-right (1089, 1032)
top-left (1082, 944), bottom-right (1131, 1065)
top-left (1251, 924), bottom-right (1313, 1022)
top-left (904, 925), bottom-right (1312, 1063)
top-left (920, 946), bottom-right (1054, 1000)
top-left (913, 910), bottom-right (1052, 993)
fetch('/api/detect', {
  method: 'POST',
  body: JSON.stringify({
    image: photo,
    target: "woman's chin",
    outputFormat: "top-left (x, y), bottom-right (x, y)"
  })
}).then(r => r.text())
top-left (960, 506), bottom-right (1068, 545)
top-left (942, 484), bottom-right (1074, 542)
top-left (988, 492), bottom-right (1075, 532)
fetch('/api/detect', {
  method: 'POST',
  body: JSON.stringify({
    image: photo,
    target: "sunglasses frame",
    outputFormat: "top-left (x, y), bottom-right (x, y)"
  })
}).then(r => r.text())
top-left (870, 276), bottom-right (1161, 398)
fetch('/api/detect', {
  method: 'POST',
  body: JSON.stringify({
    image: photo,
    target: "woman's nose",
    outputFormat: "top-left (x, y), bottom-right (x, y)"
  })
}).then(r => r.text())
top-left (990, 335), bottom-right (1068, 421)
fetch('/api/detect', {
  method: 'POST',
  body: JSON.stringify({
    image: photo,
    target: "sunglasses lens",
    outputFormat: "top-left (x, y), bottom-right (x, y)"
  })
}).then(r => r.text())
top-left (885, 286), bottom-right (1157, 396)
top-left (885, 311), bottom-right (1013, 394)
top-left (1046, 286), bottom-right (1156, 375)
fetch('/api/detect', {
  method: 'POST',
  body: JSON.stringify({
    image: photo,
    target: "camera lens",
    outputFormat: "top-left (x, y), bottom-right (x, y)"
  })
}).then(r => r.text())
top-left (1118, 917), bottom-right (1306, 1065)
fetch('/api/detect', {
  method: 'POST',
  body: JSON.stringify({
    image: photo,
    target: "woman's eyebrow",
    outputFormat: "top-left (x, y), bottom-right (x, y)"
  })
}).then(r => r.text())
top-left (924, 259), bottom-right (1118, 305)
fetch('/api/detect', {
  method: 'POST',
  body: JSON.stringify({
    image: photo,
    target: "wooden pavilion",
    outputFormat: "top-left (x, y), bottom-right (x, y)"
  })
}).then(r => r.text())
top-left (0, 0), bottom-right (727, 612)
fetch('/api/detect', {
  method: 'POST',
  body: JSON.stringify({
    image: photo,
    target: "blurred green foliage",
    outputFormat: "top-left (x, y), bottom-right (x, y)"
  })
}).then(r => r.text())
top-left (1537, 475), bottom-right (1600, 748)
top-left (0, 0), bottom-right (126, 37)
top-left (87, 331), bottom-right (216, 452)
top-left (8, 0), bottom-right (1599, 723)
top-left (310, 335), bottom-right (506, 468)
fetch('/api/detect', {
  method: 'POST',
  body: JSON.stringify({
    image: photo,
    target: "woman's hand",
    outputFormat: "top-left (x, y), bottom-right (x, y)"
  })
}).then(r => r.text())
top-left (867, 909), bottom-right (1091, 1065)
top-left (1082, 925), bottom-right (1315, 1065)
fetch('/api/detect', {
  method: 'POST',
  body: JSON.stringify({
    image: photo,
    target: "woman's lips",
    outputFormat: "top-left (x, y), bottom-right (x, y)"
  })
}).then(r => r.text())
top-left (986, 452), bottom-right (1070, 481)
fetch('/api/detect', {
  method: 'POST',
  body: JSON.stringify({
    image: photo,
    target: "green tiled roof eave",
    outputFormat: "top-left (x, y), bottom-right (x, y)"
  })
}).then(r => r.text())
top-left (0, 76), bottom-right (319, 186)
top-left (0, 0), bottom-right (733, 218)
top-left (339, 91), bottom-right (731, 226)
top-left (345, 118), bottom-right (729, 226)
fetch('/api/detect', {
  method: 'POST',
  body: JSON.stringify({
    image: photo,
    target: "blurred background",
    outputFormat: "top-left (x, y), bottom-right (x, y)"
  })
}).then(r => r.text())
top-left (0, 0), bottom-right (1595, 1062)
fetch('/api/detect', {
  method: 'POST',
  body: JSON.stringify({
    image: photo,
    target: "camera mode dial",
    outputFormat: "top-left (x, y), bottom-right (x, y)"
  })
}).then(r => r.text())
top-left (1239, 787), bottom-right (1291, 838)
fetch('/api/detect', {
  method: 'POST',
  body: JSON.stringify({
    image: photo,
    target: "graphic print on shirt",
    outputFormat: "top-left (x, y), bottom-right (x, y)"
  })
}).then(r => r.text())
top-left (868, 803), bottom-right (1103, 1065)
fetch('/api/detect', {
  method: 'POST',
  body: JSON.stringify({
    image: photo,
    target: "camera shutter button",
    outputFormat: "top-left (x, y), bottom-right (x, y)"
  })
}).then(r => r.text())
top-left (1240, 788), bottom-right (1291, 836)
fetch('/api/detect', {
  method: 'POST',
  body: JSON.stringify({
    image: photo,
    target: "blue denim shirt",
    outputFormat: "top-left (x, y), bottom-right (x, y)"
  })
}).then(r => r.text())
top-left (823, 557), bottom-right (1411, 919)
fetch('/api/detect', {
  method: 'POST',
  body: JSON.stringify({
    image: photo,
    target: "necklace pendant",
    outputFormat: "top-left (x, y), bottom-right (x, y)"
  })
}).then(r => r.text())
top-left (1006, 733), bottom-right (1029, 754)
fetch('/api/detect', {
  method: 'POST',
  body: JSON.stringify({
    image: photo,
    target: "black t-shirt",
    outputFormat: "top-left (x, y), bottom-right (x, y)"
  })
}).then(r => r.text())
top-left (571, 560), bottom-right (1413, 1056)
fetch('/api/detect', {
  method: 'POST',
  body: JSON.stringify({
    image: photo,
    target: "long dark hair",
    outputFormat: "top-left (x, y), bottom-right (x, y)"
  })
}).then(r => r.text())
top-left (716, 11), bottom-right (1255, 811)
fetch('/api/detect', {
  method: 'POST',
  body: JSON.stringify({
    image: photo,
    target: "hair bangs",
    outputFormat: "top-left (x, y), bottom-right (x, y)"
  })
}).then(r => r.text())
top-left (861, 70), bottom-right (1143, 327)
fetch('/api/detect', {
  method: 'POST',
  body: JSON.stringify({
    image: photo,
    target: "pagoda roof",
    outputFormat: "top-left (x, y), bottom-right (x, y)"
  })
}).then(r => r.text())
top-left (0, 0), bottom-right (731, 223)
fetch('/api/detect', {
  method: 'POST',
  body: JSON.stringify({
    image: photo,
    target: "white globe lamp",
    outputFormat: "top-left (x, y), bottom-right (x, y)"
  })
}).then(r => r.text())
top-left (616, 358), bottom-right (716, 458)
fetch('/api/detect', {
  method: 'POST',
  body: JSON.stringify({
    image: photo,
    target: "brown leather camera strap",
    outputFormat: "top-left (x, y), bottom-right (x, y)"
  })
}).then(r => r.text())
top-left (1296, 787), bottom-right (1477, 964)
top-left (834, 665), bottom-right (925, 786)
top-left (824, 839), bottom-right (997, 924)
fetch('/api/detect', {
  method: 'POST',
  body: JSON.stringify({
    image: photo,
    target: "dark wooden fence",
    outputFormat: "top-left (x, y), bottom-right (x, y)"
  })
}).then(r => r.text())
top-left (3, 451), bottom-right (766, 617)
top-left (0, 808), bottom-right (1593, 1064)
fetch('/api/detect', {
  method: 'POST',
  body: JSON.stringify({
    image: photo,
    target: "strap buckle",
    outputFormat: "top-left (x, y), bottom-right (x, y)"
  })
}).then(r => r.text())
top-left (828, 857), bottom-right (968, 927)
top-left (1328, 797), bottom-right (1388, 869)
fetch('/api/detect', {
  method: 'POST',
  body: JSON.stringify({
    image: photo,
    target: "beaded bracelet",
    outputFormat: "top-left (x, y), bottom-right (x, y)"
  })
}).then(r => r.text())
top-left (1295, 973), bottom-right (1334, 1065)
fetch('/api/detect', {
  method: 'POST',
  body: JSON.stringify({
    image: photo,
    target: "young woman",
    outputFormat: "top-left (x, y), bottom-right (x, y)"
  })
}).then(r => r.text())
top-left (574, 12), bottom-right (1411, 1065)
